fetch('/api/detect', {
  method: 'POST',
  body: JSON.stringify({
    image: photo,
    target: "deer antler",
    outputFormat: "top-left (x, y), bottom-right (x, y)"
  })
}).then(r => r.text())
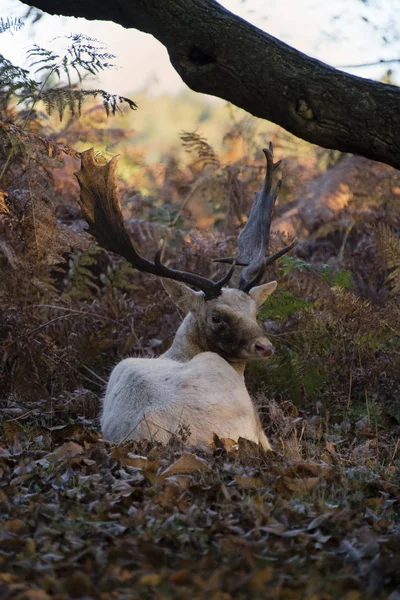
top-left (215, 143), bottom-right (295, 292)
top-left (75, 148), bottom-right (234, 299)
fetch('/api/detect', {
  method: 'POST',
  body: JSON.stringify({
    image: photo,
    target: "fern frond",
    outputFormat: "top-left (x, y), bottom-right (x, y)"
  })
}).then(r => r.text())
top-left (374, 223), bottom-right (400, 295)
top-left (259, 289), bottom-right (313, 320)
top-left (0, 118), bottom-right (80, 161)
top-left (40, 88), bottom-right (137, 121)
top-left (331, 269), bottom-right (353, 289)
top-left (180, 130), bottom-right (220, 169)
top-left (62, 245), bottom-right (103, 301)
top-left (0, 17), bottom-right (24, 34)
top-left (278, 255), bottom-right (352, 289)
top-left (1, 33), bottom-right (137, 124)
top-left (27, 46), bottom-right (58, 68)
top-left (329, 288), bottom-right (374, 337)
top-left (0, 55), bottom-right (38, 109)
top-left (279, 255), bottom-right (314, 276)
top-left (27, 34), bottom-right (117, 85)
top-left (65, 33), bottom-right (115, 80)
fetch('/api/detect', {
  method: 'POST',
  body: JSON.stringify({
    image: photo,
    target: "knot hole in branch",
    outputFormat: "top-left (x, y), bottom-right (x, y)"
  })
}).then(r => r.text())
top-left (296, 99), bottom-right (314, 121)
top-left (188, 46), bottom-right (216, 66)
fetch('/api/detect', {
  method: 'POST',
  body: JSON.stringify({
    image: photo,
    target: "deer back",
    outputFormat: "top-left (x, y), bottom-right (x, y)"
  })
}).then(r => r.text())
top-left (101, 352), bottom-right (271, 449)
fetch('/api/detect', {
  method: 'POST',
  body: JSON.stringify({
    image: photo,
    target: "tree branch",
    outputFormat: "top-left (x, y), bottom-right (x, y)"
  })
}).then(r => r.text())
top-left (21, 0), bottom-right (400, 170)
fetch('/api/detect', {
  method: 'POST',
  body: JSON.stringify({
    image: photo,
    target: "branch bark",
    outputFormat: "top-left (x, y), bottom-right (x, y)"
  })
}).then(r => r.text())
top-left (21, 0), bottom-right (400, 170)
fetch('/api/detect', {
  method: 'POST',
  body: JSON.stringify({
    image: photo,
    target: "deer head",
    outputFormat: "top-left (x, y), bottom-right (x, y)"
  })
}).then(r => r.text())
top-left (74, 145), bottom-right (295, 362)
top-left (161, 278), bottom-right (278, 361)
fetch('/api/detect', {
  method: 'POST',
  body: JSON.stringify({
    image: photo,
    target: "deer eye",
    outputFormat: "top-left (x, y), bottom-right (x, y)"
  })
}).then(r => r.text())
top-left (212, 315), bottom-right (223, 324)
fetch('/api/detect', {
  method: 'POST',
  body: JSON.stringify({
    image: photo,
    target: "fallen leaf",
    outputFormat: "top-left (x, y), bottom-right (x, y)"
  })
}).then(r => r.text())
top-left (212, 435), bottom-right (237, 452)
top-left (248, 566), bottom-right (273, 591)
top-left (238, 437), bottom-right (262, 456)
top-left (284, 476), bottom-right (320, 494)
top-left (45, 441), bottom-right (84, 462)
top-left (344, 592), bottom-right (362, 600)
top-left (44, 423), bottom-right (99, 443)
top-left (236, 476), bottom-right (264, 489)
top-left (20, 589), bottom-right (51, 600)
top-left (169, 570), bottom-right (190, 584)
top-left (283, 461), bottom-right (332, 479)
top-left (160, 453), bottom-right (210, 478)
top-left (111, 448), bottom-right (160, 471)
top-left (3, 420), bottom-right (23, 443)
top-left (24, 538), bottom-right (36, 557)
top-left (0, 573), bottom-right (16, 583)
top-left (139, 573), bottom-right (162, 586)
top-left (260, 521), bottom-right (287, 535)
top-left (0, 446), bottom-right (10, 458)
top-left (307, 512), bottom-right (333, 531)
top-left (4, 519), bottom-right (28, 534)
top-left (326, 441), bottom-right (337, 456)
top-left (153, 483), bottom-right (180, 507)
top-left (366, 497), bottom-right (384, 511)
top-left (0, 489), bottom-right (9, 504)
top-left (65, 571), bottom-right (91, 597)
top-left (0, 189), bottom-right (9, 214)
top-left (220, 438), bottom-right (237, 452)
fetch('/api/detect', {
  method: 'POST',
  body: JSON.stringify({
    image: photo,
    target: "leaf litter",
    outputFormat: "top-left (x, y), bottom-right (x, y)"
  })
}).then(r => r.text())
top-left (0, 417), bottom-right (399, 599)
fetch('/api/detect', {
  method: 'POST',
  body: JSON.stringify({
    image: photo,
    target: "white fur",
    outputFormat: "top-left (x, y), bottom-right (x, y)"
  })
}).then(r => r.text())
top-left (101, 352), bottom-right (271, 449)
top-left (101, 282), bottom-right (277, 450)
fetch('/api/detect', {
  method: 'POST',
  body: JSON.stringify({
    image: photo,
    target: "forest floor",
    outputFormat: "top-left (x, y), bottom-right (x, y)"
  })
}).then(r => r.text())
top-left (1, 397), bottom-right (399, 600)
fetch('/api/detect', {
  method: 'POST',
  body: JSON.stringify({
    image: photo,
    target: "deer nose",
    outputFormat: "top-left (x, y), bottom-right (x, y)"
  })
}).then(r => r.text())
top-left (254, 343), bottom-right (274, 357)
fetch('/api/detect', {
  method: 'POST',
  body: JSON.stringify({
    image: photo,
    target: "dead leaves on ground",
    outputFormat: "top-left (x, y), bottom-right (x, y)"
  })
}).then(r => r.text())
top-left (160, 452), bottom-right (210, 477)
top-left (44, 441), bottom-right (84, 462)
top-left (279, 460), bottom-right (333, 494)
top-left (0, 425), bottom-right (399, 599)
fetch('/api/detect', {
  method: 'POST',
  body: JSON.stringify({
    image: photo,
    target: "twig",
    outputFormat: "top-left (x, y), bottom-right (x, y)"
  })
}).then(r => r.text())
top-left (117, 413), bottom-right (183, 447)
top-left (117, 415), bottom-right (146, 446)
top-left (28, 304), bottom-right (123, 325)
top-left (388, 438), bottom-right (400, 469)
top-left (346, 354), bottom-right (354, 412)
top-left (337, 58), bottom-right (400, 69)
top-left (170, 173), bottom-right (212, 227)
top-left (81, 364), bottom-right (107, 384)
top-left (26, 314), bottom-right (74, 336)
top-left (41, 352), bottom-right (103, 389)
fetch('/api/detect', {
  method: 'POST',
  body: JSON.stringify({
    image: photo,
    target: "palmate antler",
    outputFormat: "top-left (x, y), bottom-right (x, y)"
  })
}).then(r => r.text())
top-left (215, 143), bottom-right (296, 291)
top-left (75, 145), bottom-right (294, 299)
top-left (74, 148), bottom-right (234, 300)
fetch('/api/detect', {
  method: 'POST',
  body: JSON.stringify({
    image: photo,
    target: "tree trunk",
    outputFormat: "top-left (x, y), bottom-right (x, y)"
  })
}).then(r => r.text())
top-left (21, 0), bottom-right (400, 170)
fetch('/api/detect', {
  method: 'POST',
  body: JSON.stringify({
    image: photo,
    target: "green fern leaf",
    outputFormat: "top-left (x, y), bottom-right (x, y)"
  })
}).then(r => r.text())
top-left (259, 290), bottom-right (313, 321)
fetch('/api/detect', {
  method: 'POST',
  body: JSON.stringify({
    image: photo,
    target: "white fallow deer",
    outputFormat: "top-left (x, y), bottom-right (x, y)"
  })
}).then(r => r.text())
top-left (75, 144), bottom-right (295, 450)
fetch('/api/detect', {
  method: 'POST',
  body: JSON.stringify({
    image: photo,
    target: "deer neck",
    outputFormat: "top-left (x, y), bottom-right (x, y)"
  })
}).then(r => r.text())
top-left (161, 313), bottom-right (247, 375)
top-left (161, 313), bottom-right (207, 362)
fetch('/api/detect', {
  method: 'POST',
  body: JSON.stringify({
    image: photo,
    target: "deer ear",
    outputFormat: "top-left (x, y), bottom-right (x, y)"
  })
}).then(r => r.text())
top-left (162, 279), bottom-right (204, 312)
top-left (248, 281), bottom-right (277, 308)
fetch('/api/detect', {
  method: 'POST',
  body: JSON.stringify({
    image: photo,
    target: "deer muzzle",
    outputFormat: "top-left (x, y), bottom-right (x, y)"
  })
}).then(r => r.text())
top-left (251, 340), bottom-right (274, 357)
